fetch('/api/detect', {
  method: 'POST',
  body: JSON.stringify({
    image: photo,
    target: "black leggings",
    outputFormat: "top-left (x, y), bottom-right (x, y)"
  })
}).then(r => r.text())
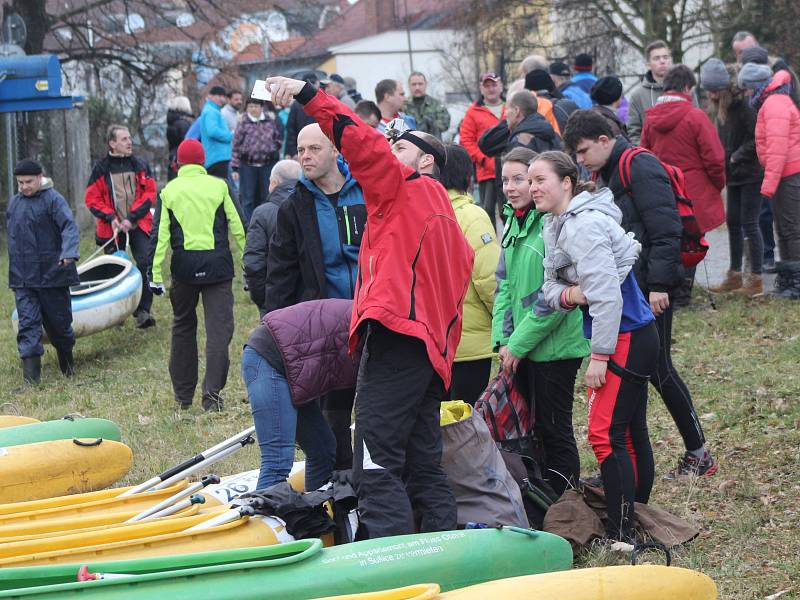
top-left (448, 358), bottom-right (492, 406)
top-left (727, 182), bottom-right (763, 273)
top-left (651, 304), bottom-right (706, 452)
top-left (588, 323), bottom-right (659, 542)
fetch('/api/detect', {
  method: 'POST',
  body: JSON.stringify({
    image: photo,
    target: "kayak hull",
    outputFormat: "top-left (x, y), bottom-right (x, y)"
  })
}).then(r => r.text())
top-left (0, 529), bottom-right (573, 599)
top-left (0, 439), bottom-right (132, 504)
top-left (0, 419), bottom-right (121, 448)
top-left (0, 417), bottom-right (39, 429)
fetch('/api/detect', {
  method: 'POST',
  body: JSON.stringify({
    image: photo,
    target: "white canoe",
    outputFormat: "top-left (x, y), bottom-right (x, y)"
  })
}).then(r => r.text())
top-left (12, 252), bottom-right (142, 339)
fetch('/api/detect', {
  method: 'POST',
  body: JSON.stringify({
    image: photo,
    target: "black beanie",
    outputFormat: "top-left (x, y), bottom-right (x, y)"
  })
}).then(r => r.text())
top-left (591, 76), bottom-right (623, 106)
top-left (525, 69), bottom-right (556, 93)
top-left (13, 159), bottom-right (43, 176)
top-left (574, 53), bottom-right (593, 72)
top-left (549, 61), bottom-right (571, 77)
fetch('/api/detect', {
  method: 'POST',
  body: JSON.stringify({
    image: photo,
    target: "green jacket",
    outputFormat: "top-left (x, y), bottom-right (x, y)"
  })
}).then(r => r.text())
top-left (151, 164), bottom-right (246, 285)
top-left (449, 190), bottom-right (500, 361)
top-left (404, 95), bottom-right (451, 139)
top-left (492, 205), bottom-right (589, 362)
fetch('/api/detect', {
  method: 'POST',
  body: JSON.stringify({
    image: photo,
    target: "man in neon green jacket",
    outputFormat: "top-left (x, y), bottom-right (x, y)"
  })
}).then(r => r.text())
top-left (149, 139), bottom-right (246, 411)
top-left (492, 146), bottom-right (588, 496)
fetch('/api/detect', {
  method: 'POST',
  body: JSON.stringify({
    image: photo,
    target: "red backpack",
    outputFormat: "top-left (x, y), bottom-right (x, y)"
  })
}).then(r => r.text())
top-left (618, 147), bottom-right (709, 268)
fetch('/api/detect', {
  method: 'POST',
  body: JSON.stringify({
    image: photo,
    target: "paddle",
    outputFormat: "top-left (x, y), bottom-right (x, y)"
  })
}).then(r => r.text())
top-left (184, 506), bottom-right (257, 532)
top-left (148, 494), bottom-right (206, 520)
top-left (119, 427), bottom-right (255, 497)
top-left (125, 475), bottom-right (219, 523)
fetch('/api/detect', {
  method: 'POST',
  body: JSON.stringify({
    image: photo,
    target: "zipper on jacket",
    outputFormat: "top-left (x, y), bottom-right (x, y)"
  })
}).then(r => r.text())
top-left (408, 225), bottom-right (430, 321)
top-left (343, 205), bottom-right (352, 245)
top-left (441, 313), bottom-right (459, 358)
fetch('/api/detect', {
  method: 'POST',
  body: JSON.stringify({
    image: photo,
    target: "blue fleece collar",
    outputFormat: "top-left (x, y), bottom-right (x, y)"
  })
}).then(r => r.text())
top-left (298, 156), bottom-right (359, 199)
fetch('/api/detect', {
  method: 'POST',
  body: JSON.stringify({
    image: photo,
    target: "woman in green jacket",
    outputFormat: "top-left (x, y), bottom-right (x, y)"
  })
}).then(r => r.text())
top-left (440, 145), bottom-right (502, 404)
top-left (493, 146), bottom-right (589, 496)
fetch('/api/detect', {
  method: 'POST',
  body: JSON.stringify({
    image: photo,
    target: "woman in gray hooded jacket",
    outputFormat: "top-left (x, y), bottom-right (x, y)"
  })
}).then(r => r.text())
top-left (531, 150), bottom-right (658, 545)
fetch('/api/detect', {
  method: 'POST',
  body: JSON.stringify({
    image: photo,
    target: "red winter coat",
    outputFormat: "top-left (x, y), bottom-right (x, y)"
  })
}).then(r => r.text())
top-left (641, 92), bottom-right (726, 232)
top-left (754, 70), bottom-right (800, 198)
top-left (300, 87), bottom-right (474, 388)
top-left (84, 155), bottom-right (156, 240)
top-left (460, 100), bottom-right (505, 182)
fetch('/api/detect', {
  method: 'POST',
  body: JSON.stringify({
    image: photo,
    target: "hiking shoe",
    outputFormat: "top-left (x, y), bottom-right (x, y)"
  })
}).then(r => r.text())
top-left (202, 392), bottom-right (225, 412)
top-left (664, 451), bottom-right (718, 480)
top-left (134, 310), bottom-right (156, 329)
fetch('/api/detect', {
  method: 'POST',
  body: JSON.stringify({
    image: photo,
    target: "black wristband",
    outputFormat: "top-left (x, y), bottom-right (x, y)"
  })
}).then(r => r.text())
top-left (296, 83), bottom-right (317, 105)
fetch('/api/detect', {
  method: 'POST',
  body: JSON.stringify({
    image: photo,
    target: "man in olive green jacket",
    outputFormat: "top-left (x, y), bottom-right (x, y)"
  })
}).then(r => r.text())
top-left (492, 169), bottom-right (589, 495)
top-left (405, 72), bottom-right (452, 139)
top-left (149, 139), bottom-right (246, 411)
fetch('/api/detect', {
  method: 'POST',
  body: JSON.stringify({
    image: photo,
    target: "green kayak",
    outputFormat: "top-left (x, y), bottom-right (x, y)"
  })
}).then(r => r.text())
top-left (0, 528), bottom-right (572, 599)
top-left (0, 419), bottom-right (121, 448)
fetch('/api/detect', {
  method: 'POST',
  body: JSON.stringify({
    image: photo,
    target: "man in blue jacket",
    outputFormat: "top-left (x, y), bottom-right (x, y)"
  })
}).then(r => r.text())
top-left (6, 159), bottom-right (80, 384)
top-left (265, 123), bottom-right (366, 472)
top-left (199, 86), bottom-right (233, 179)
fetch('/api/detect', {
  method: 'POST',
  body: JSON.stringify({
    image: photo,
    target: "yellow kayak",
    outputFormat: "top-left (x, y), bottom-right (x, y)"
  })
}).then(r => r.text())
top-left (0, 439), bottom-right (132, 503)
top-left (0, 508), bottom-right (293, 566)
top-left (317, 585), bottom-right (440, 600)
top-left (0, 416), bottom-right (39, 428)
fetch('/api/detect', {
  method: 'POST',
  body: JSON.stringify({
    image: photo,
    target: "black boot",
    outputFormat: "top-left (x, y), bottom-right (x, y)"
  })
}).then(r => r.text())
top-left (773, 261), bottom-right (800, 299)
top-left (57, 349), bottom-right (75, 377)
top-left (22, 356), bottom-right (41, 385)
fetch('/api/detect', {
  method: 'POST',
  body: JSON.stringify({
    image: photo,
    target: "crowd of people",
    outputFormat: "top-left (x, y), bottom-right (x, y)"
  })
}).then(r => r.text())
top-left (6, 29), bottom-right (800, 545)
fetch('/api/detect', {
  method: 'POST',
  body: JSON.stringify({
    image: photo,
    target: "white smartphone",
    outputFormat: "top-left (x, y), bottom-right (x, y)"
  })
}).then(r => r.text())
top-left (251, 80), bottom-right (273, 102)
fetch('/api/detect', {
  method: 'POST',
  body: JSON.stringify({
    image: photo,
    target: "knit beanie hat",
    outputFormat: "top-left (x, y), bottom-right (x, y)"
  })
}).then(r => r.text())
top-left (737, 62), bottom-right (772, 89)
top-left (700, 58), bottom-right (730, 91)
top-left (524, 69), bottom-right (555, 93)
top-left (741, 46), bottom-right (769, 65)
top-left (13, 159), bottom-right (43, 176)
top-left (177, 139), bottom-right (205, 166)
top-left (574, 53), bottom-right (593, 72)
top-left (590, 76), bottom-right (623, 105)
top-left (549, 61), bottom-right (571, 77)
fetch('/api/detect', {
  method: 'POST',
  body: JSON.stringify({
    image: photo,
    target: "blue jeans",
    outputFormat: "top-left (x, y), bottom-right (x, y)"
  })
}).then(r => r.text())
top-left (242, 345), bottom-right (336, 490)
top-left (239, 162), bottom-right (272, 226)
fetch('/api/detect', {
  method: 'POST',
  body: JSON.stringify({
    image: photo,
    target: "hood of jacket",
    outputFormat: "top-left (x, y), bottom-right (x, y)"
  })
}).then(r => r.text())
top-left (298, 156), bottom-right (358, 200)
top-left (513, 112), bottom-right (557, 138)
top-left (640, 71), bottom-right (664, 90)
top-left (643, 92), bottom-right (693, 134)
top-left (167, 109), bottom-right (192, 125)
top-left (448, 189), bottom-right (475, 210)
top-left (564, 187), bottom-right (622, 223)
top-left (269, 178), bottom-right (297, 207)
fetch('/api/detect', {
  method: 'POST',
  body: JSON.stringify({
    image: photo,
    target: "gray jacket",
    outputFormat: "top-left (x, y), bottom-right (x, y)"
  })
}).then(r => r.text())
top-left (626, 72), bottom-right (664, 145)
top-left (542, 188), bottom-right (641, 355)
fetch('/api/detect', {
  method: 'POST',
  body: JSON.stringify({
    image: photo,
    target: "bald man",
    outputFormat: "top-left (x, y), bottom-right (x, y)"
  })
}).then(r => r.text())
top-left (264, 124), bottom-right (366, 473)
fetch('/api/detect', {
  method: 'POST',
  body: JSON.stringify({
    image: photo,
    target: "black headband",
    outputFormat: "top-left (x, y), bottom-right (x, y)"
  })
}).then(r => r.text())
top-left (397, 131), bottom-right (446, 171)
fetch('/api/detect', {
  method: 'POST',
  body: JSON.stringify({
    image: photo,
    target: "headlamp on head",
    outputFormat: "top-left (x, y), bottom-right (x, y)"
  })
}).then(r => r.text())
top-left (384, 117), bottom-right (411, 143)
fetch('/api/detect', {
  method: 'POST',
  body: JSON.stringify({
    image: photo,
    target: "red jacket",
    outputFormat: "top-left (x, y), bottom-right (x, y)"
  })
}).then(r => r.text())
top-left (754, 70), bottom-right (800, 198)
top-left (301, 87), bottom-right (474, 388)
top-left (85, 155), bottom-right (156, 240)
top-left (460, 99), bottom-right (505, 182)
top-left (642, 92), bottom-right (726, 232)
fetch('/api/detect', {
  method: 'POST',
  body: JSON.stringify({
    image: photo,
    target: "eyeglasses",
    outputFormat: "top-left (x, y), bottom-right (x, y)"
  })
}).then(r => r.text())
top-left (384, 117), bottom-right (411, 143)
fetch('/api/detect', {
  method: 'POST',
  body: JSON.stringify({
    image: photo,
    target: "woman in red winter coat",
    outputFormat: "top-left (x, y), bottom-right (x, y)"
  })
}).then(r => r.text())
top-left (641, 65), bottom-right (726, 234)
top-left (740, 65), bottom-right (800, 299)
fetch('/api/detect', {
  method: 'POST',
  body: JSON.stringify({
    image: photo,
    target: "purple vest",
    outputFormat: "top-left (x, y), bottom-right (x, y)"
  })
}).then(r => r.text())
top-left (262, 299), bottom-right (358, 406)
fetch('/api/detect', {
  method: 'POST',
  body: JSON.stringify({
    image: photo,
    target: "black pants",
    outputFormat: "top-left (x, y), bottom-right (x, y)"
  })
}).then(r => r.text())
top-left (448, 358), bottom-right (492, 406)
top-left (589, 322), bottom-right (658, 542)
top-left (168, 279), bottom-right (234, 406)
top-left (479, 179), bottom-right (499, 227)
top-left (206, 160), bottom-right (230, 179)
top-left (105, 228), bottom-right (152, 314)
top-left (760, 196), bottom-right (776, 261)
top-left (519, 358), bottom-right (582, 497)
top-left (321, 387), bottom-right (356, 471)
top-left (650, 304), bottom-right (705, 452)
top-left (727, 182), bottom-right (764, 273)
top-left (14, 287), bottom-right (74, 359)
top-left (772, 173), bottom-right (800, 261)
top-left (353, 323), bottom-right (456, 539)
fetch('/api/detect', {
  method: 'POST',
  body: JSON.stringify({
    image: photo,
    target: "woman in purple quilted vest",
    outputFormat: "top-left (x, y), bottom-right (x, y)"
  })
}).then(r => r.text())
top-left (243, 299), bottom-right (358, 490)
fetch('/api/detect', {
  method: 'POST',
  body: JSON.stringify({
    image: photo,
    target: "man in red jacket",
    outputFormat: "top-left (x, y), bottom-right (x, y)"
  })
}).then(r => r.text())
top-left (459, 72), bottom-right (505, 224)
top-left (267, 75), bottom-right (474, 539)
top-left (85, 124), bottom-right (157, 328)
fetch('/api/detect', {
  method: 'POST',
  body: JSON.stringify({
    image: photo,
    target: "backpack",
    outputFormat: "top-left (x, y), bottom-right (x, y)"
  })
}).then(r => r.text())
top-left (617, 147), bottom-right (709, 268)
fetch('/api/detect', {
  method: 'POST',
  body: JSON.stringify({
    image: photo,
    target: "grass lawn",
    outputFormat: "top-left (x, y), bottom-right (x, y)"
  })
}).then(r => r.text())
top-left (0, 237), bottom-right (797, 599)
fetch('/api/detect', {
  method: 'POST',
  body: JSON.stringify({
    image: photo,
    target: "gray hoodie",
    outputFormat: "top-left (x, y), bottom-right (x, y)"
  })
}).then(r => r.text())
top-left (626, 72), bottom-right (664, 145)
top-left (542, 188), bottom-right (642, 355)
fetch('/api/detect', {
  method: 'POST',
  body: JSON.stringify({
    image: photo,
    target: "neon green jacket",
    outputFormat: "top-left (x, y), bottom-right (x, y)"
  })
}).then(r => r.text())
top-left (150, 164), bottom-right (246, 285)
top-left (492, 205), bottom-right (589, 362)
top-left (449, 190), bottom-right (501, 361)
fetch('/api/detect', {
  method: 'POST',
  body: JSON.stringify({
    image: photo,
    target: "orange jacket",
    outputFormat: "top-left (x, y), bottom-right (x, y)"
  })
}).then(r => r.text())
top-left (534, 94), bottom-right (561, 135)
top-left (754, 70), bottom-right (800, 198)
top-left (460, 100), bottom-right (505, 182)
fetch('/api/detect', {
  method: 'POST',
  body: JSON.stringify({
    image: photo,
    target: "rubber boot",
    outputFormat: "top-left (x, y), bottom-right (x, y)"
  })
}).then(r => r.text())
top-left (772, 261), bottom-right (800, 299)
top-left (57, 349), bottom-right (76, 377)
top-left (22, 356), bottom-right (41, 385)
top-left (709, 270), bottom-right (743, 293)
top-left (732, 273), bottom-right (763, 297)
top-left (323, 409), bottom-right (354, 471)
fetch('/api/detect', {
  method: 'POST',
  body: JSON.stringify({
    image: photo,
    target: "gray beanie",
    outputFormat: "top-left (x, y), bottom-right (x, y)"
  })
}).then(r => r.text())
top-left (738, 62), bottom-right (772, 89)
top-left (700, 58), bottom-right (730, 91)
top-left (741, 46), bottom-right (769, 65)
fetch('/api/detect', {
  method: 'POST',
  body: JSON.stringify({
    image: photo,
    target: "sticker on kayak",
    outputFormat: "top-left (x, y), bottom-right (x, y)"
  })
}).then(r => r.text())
top-left (204, 462), bottom-right (305, 504)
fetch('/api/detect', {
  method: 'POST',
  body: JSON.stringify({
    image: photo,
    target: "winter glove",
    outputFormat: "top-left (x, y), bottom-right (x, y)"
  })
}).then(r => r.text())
top-left (149, 281), bottom-right (166, 296)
